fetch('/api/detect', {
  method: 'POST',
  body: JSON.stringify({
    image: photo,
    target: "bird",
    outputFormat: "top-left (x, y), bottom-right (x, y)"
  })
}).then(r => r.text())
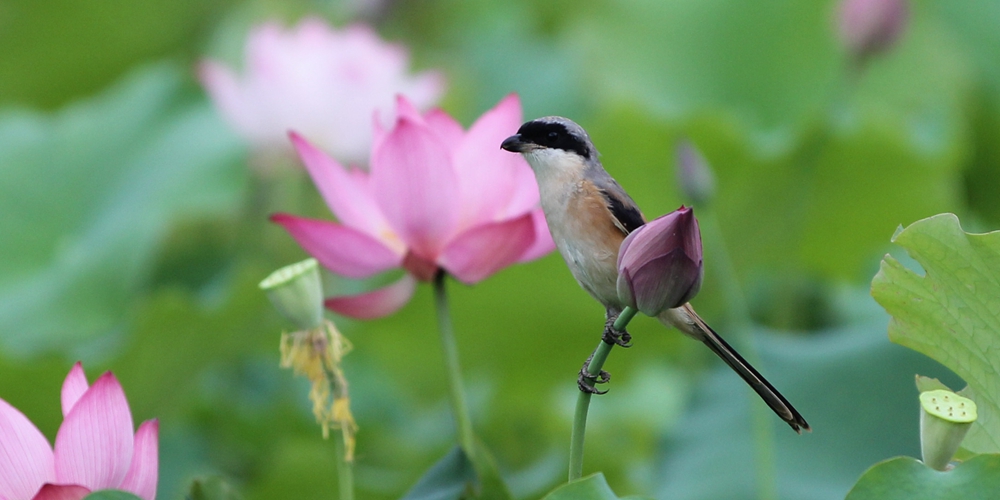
top-left (500, 116), bottom-right (810, 433)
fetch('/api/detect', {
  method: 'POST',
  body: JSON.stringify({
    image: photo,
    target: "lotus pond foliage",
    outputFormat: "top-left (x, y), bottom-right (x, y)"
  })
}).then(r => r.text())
top-left (1, 0), bottom-right (1000, 499)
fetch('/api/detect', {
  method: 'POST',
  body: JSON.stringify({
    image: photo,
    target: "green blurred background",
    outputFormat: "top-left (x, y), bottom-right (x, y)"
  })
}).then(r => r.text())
top-left (1, 0), bottom-right (998, 498)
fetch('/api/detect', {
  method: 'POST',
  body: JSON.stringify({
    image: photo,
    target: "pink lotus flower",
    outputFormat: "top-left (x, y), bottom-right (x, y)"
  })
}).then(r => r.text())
top-left (198, 18), bottom-right (444, 164)
top-left (272, 94), bottom-right (555, 318)
top-left (0, 363), bottom-right (158, 500)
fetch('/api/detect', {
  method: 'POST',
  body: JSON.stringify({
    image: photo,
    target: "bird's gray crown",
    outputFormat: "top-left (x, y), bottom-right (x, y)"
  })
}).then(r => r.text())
top-left (514, 116), bottom-right (595, 160)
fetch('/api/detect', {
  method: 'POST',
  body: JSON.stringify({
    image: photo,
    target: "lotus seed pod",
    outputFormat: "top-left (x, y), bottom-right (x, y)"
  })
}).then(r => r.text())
top-left (260, 258), bottom-right (325, 330)
top-left (919, 389), bottom-right (977, 471)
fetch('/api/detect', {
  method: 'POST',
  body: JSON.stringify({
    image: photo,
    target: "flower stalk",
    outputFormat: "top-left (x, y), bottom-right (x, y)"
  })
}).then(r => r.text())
top-left (335, 431), bottom-right (355, 500)
top-left (568, 307), bottom-right (637, 481)
top-left (433, 270), bottom-right (477, 459)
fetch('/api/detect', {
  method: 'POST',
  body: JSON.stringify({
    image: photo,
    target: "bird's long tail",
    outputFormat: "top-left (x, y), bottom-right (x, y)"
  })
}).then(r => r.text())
top-left (659, 303), bottom-right (810, 433)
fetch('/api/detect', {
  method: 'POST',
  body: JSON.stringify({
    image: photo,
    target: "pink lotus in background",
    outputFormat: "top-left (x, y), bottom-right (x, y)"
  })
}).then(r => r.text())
top-left (0, 363), bottom-right (158, 500)
top-left (837, 0), bottom-right (908, 62)
top-left (198, 18), bottom-right (444, 164)
top-left (272, 94), bottom-right (555, 318)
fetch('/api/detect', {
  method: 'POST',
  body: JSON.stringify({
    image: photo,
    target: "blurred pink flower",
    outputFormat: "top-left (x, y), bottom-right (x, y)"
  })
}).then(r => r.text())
top-left (0, 363), bottom-right (158, 500)
top-left (837, 0), bottom-right (908, 61)
top-left (272, 94), bottom-right (555, 318)
top-left (198, 17), bottom-right (444, 164)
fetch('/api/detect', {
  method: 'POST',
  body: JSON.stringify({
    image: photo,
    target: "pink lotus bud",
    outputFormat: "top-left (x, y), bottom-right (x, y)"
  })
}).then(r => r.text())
top-left (616, 206), bottom-right (703, 315)
top-left (837, 0), bottom-right (908, 61)
top-left (675, 139), bottom-right (715, 206)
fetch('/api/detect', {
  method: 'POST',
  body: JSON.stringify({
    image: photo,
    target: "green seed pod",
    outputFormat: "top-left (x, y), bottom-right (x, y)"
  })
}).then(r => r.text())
top-left (919, 389), bottom-right (977, 471)
top-left (259, 258), bottom-right (324, 330)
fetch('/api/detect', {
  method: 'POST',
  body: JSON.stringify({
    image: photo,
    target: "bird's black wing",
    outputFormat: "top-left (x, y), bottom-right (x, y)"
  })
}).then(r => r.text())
top-left (599, 186), bottom-right (646, 235)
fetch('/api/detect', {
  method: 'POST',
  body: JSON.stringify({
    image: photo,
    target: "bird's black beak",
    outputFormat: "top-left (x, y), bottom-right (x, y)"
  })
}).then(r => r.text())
top-left (500, 134), bottom-right (527, 153)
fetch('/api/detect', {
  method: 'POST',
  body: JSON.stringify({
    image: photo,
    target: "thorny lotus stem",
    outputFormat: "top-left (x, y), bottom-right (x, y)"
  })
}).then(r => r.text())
top-left (568, 307), bottom-right (638, 481)
top-left (433, 270), bottom-right (477, 460)
top-left (700, 212), bottom-right (777, 500)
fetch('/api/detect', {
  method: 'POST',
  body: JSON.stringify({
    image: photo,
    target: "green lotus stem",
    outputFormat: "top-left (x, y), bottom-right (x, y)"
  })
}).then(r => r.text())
top-left (568, 306), bottom-right (638, 481)
top-left (433, 271), bottom-right (476, 460)
top-left (315, 355), bottom-right (355, 500)
top-left (334, 427), bottom-right (355, 500)
top-left (614, 308), bottom-right (638, 331)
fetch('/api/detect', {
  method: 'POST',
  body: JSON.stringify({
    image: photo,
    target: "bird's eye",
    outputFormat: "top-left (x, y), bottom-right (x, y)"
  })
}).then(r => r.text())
top-left (547, 131), bottom-right (558, 140)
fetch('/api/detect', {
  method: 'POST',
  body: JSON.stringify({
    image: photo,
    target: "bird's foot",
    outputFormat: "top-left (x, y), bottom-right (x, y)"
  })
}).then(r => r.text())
top-left (578, 356), bottom-right (610, 394)
top-left (603, 316), bottom-right (632, 347)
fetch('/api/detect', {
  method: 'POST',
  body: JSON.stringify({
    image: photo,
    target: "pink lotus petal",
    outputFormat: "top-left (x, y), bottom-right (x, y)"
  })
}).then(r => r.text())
top-left (452, 94), bottom-right (527, 225)
top-left (393, 95), bottom-right (424, 124)
top-left (371, 117), bottom-right (460, 258)
top-left (516, 209), bottom-right (556, 263)
top-left (31, 484), bottom-right (90, 500)
top-left (424, 108), bottom-right (464, 146)
top-left (271, 214), bottom-right (403, 278)
top-left (439, 213), bottom-right (537, 284)
top-left (0, 399), bottom-right (55, 500)
top-left (60, 363), bottom-right (88, 418)
top-left (245, 22), bottom-right (286, 74)
top-left (289, 133), bottom-right (390, 237)
top-left (119, 420), bottom-right (158, 500)
top-left (501, 156), bottom-right (542, 218)
top-left (373, 96), bottom-right (447, 168)
top-left (325, 274), bottom-right (417, 319)
top-left (297, 17), bottom-right (338, 44)
top-left (53, 373), bottom-right (134, 491)
top-left (371, 111), bottom-right (388, 158)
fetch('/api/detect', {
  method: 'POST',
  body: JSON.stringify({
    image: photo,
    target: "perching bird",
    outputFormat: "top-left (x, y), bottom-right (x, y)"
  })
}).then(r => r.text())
top-left (501, 116), bottom-right (810, 433)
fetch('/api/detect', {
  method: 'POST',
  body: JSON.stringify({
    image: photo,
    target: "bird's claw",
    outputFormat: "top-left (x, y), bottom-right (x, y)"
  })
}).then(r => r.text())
top-left (603, 317), bottom-right (632, 347)
top-left (578, 358), bottom-right (610, 394)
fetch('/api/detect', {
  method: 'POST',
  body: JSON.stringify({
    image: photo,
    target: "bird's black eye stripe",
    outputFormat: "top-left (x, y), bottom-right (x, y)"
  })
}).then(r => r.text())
top-left (517, 121), bottom-right (591, 159)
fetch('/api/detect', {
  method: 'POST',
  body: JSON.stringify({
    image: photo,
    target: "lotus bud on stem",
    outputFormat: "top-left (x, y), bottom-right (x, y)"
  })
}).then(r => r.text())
top-left (836, 0), bottom-right (909, 69)
top-left (675, 140), bottom-right (716, 207)
top-left (617, 206), bottom-right (703, 316)
top-left (919, 389), bottom-right (977, 471)
top-left (571, 207), bottom-right (704, 480)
